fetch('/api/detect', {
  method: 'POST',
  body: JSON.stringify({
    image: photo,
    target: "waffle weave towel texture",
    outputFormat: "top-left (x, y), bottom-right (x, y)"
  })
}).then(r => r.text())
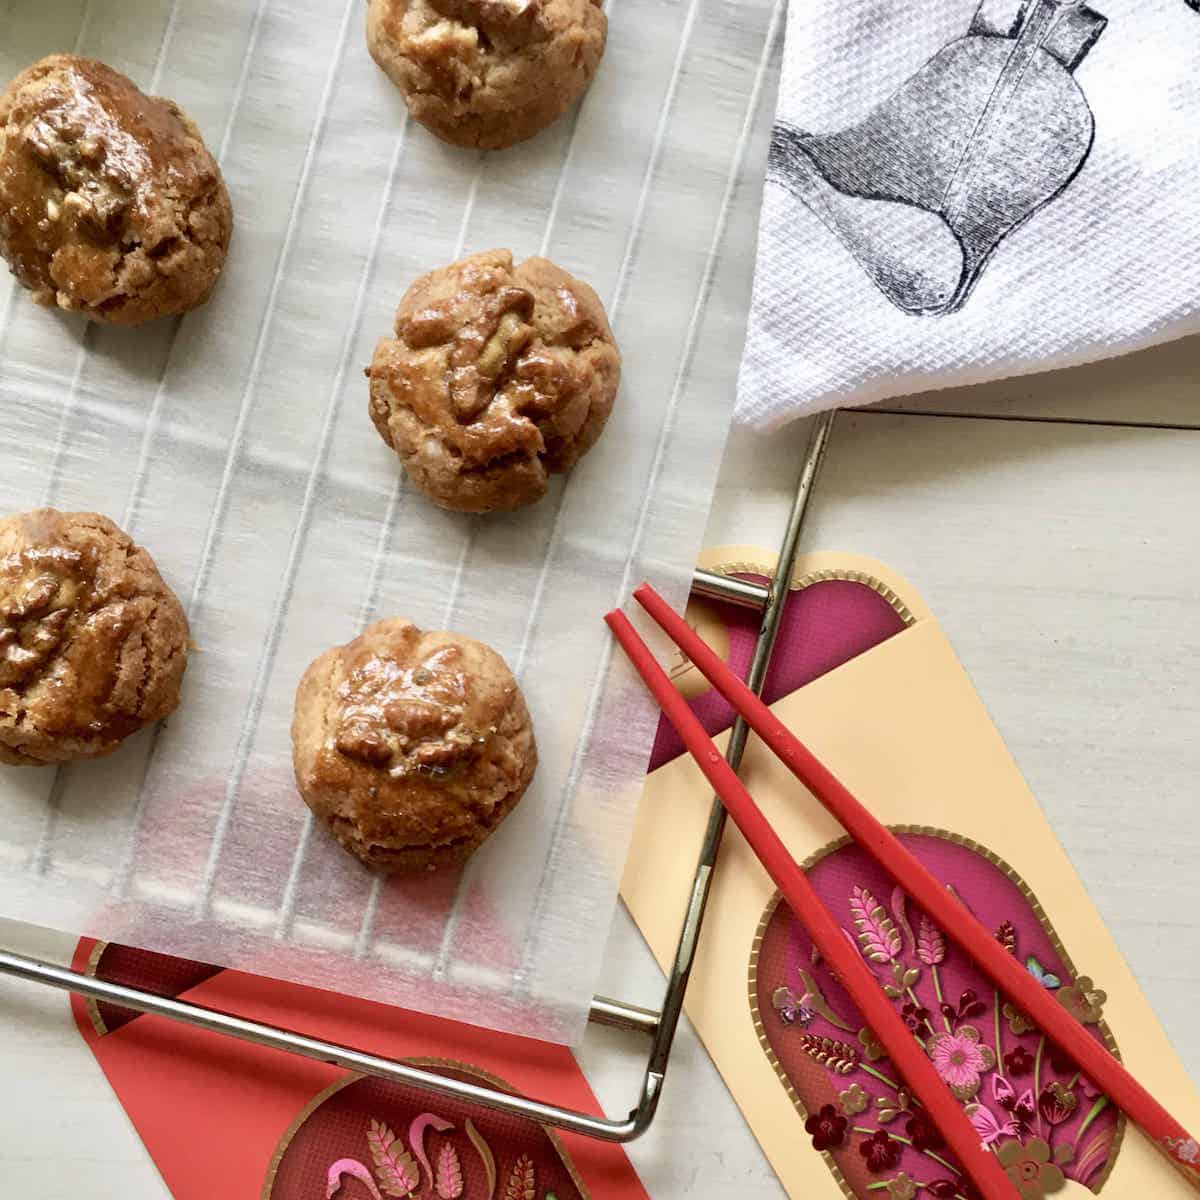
top-left (736, 0), bottom-right (1200, 428)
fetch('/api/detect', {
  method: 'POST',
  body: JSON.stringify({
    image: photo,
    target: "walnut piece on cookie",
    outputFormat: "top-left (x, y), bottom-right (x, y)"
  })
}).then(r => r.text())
top-left (292, 618), bottom-right (537, 873)
top-left (366, 0), bottom-right (606, 150)
top-left (368, 248), bottom-right (621, 512)
top-left (0, 509), bottom-right (189, 765)
top-left (0, 55), bottom-right (232, 324)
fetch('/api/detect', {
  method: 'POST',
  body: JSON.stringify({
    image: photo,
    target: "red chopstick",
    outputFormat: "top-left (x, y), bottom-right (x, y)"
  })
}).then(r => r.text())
top-left (606, 609), bottom-right (1020, 1200)
top-left (626, 582), bottom-right (1200, 1192)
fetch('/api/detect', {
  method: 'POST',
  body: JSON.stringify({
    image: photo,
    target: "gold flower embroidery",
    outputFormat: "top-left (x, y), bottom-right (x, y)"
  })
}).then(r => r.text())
top-left (839, 1082), bottom-right (869, 1116)
top-left (1003, 1001), bottom-right (1037, 1036)
top-left (997, 1136), bottom-right (1067, 1198)
top-left (858, 1026), bottom-right (886, 1062)
top-left (1057, 976), bottom-right (1106, 1025)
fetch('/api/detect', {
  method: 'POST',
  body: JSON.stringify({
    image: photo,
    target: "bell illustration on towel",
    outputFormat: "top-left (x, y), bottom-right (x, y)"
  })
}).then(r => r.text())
top-left (768, 0), bottom-right (1107, 315)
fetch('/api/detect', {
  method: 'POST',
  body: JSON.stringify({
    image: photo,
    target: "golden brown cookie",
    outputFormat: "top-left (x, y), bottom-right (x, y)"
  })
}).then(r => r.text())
top-left (0, 509), bottom-right (189, 765)
top-left (368, 248), bottom-right (621, 512)
top-left (292, 618), bottom-right (536, 873)
top-left (366, 0), bottom-right (606, 150)
top-left (0, 55), bottom-right (233, 324)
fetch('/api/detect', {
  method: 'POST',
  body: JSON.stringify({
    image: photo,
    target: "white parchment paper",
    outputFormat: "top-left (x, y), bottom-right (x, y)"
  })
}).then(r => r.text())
top-left (0, 0), bottom-right (780, 1043)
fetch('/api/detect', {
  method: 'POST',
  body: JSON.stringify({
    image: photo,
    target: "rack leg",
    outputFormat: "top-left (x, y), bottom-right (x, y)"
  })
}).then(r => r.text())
top-left (622, 409), bottom-right (837, 1134)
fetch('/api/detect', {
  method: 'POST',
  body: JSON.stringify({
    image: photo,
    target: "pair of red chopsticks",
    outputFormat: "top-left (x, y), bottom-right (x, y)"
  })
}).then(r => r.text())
top-left (608, 583), bottom-right (1200, 1200)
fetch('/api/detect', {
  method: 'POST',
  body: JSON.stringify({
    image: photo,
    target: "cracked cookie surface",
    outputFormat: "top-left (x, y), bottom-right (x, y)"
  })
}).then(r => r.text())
top-left (0, 55), bottom-right (232, 324)
top-left (292, 618), bottom-right (537, 873)
top-left (367, 0), bottom-right (606, 150)
top-left (0, 509), bottom-right (189, 765)
top-left (368, 248), bottom-right (621, 512)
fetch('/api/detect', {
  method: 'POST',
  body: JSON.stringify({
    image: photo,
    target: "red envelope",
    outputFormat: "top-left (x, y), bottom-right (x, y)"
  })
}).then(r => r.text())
top-left (71, 938), bottom-right (649, 1200)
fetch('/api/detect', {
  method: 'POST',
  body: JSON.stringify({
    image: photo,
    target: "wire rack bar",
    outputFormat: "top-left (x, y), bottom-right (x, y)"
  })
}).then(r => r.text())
top-left (0, 412), bottom-right (836, 1142)
top-left (0, 947), bottom-right (651, 1141)
top-left (691, 569), bottom-right (771, 608)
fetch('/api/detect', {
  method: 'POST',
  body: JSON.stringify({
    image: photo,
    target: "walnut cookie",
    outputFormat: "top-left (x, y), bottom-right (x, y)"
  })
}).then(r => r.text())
top-left (368, 248), bottom-right (621, 513)
top-left (367, 0), bottom-right (606, 150)
top-left (0, 55), bottom-right (232, 324)
top-left (292, 618), bottom-right (537, 872)
top-left (0, 510), bottom-right (189, 765)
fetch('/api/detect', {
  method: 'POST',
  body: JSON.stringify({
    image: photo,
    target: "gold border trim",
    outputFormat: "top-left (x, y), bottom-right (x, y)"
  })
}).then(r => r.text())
top-left (262, 1074), bottom-right (356, 1200)
top-left (261, 1060), bottom-right (591, 1200)
top-left (705, 562), bottom-right (917, 629)
top-left (83, 940), bottom-right (109, 1037)
top-left (746, 826), bottom-right (1125, 1198)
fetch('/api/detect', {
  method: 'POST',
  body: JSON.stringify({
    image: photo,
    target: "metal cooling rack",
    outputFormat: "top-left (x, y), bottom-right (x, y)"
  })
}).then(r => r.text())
top-left (0, 413), bottom-right (836, 1143)
top-left (0, 0), bottom-right (789, 1041)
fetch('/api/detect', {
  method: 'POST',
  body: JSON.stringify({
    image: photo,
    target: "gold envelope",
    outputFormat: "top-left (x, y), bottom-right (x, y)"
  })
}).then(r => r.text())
top-left (621, 547), bottom-right (1200, 1199)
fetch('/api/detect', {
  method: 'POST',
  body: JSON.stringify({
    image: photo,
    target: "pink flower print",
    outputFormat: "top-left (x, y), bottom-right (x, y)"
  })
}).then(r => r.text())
top-left (926, 1025), bottom-right (995, 1100)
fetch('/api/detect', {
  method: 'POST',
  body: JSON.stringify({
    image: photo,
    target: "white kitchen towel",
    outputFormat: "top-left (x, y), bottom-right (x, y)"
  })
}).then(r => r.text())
top-left (736, 0), bottom-right (1200, 428)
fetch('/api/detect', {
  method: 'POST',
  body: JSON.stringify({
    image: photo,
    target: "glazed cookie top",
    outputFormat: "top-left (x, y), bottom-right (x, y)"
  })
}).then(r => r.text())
top-left (0, 55), bottom-right (232, 323)
top-left (369, 249), bottom-right (621, 512)
top-left (367, 0), bottom-right (607, 150)
top-left (0, 509), bottom-right (189, 764)
top-left (333, 623), bottom-right (509, 777)
top-left (293, 618), bottom-right (537, 869)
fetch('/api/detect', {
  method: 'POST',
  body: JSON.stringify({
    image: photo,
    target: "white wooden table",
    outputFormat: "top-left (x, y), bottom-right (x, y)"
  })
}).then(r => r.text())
top-left (2, 343), bottom-right (1198, 1197)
